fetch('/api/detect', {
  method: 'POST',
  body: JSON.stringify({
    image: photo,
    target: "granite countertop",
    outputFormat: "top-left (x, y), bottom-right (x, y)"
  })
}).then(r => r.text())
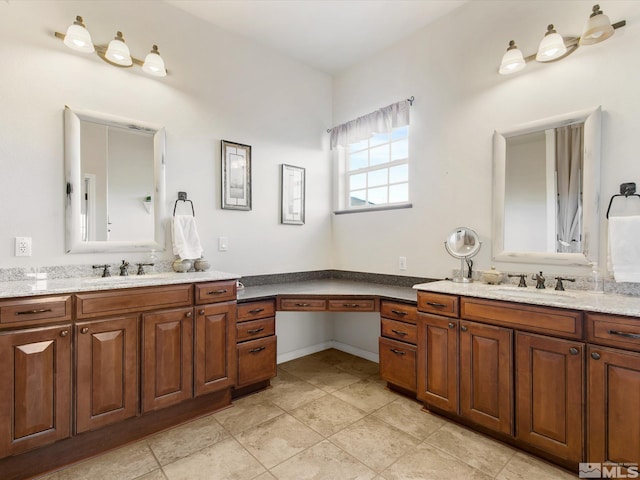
top-left (238, 279), bottom-right (417, 303)
top-left (0, 270), bottom-right (241, 299)
top-left (413, 280), bottom-right (640, 318)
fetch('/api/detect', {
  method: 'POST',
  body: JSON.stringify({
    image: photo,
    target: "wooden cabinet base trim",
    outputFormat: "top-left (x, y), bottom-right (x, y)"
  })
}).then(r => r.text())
top-left (0, 388), bottom-right (232, 480)
top-left (232, 380), bottom-right (271, 399)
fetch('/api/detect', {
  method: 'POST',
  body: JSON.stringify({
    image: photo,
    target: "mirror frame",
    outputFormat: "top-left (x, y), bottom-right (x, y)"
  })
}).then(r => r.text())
top-left (64, 106), bottom-right (167, 253)
top-left (492, 106), bottom-right (601, 266)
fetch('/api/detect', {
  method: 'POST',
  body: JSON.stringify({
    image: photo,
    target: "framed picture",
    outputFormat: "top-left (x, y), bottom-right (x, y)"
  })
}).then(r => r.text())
top-left (281, 164), bottom-right (305, 225)
top-left (221, 140), bottom-right (251, 211)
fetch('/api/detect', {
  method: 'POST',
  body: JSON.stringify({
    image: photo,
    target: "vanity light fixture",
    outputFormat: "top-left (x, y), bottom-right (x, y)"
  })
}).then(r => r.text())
top-left (55, 15), bottom-right (167, 77)
top-left (498, 4), bottom-right (625, 75)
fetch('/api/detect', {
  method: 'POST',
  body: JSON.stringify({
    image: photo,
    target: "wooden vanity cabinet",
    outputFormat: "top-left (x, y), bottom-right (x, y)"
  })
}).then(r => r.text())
top-left (235, 300), bottom-right (277, 393)
top-left (379, 301), bottom-right (418, 394)
top-left (0, 323), bottom-right (72, 458)
top-left (515, 332), bottom-right (585, 464)
top-left (459, 320), bottom-right (513, 435)
top-left (142, 307), bottom-right (194, 413)
top-left (195, 301), bottom-right (237, 397)
top-left (75, 315), bottom-right (138, 433)
top-left (587, 313), bottom-right (640, 466)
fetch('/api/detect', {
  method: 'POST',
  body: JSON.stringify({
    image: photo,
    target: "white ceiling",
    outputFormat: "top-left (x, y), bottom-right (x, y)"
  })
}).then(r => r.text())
top-left (165, 0), bottom-right (467, 74)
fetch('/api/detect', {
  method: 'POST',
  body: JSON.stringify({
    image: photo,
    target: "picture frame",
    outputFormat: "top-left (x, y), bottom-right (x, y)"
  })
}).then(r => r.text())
top-left (281, 164), bottom-right (305, 225)
top-left (221, 140), bottom-right (252, 211)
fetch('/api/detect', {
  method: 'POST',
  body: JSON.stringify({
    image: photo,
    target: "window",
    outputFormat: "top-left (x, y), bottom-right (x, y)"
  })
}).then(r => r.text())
top-left (345, 125), bottom-right (409, 209)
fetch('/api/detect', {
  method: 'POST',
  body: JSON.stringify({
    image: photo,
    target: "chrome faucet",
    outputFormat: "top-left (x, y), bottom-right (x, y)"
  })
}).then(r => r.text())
top-left (119, 260), bottom-right (130, 276)
top-left (136, 263), bottom-right (154, 275)
top-left (92, 264), bottom-right (111, 277)
top-left (532, 271), bottom-right (546, 289)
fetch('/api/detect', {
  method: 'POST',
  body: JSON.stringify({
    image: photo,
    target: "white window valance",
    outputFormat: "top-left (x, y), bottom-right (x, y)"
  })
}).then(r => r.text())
top-left (329, 99), bottom-right (411, 150)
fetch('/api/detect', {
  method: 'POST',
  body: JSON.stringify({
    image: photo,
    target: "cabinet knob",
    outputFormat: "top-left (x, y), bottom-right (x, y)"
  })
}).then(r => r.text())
top-left (591, 352), bottom-right (601, 360)
top-left (460, 325), bottom-right (468, 332)
top-left (448, 322), bottom-right (455, 329)
top-left (569, 347), bottom-right (580, 355)
top-left (81, 327), bottom-right (89, 334)
top-left (185, 311), bottom-right (192, 318)
top-left (60, 330), bottom-right (69, 337)
top-left (199, 310), bottom-right (205, 315)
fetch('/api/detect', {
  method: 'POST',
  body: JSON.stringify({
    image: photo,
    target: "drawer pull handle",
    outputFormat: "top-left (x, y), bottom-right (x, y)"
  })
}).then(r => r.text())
top-left (391, 329), bottom-right (408, 336)
top-left (390, 348), bottom-right (406, 356)
top-left (591, 352), bottom-right (601, 360)
top-left (448, 322), bottom-right (455, 329)
top-left (295, 303), bottom-right (311, 307)
top-left (426, 301), bottom-right (446, 308)
top-left (608, 330), bottom-right (640, 339)
top-left (247, 327), bottom-right (264, 334)
top-left (16, 308), bottom-right (53, 315)
top-left (391, 310), bottom-right (407, 316)
top-left (343, 303), bottom-right (360, 308)
top-left (208, 289), bottom-right (228, 295)
top-left (185, 312), bottom-right (192, 318)
top-left (249, 308), bottom-right (265, 314)
top-left (81, 327), bottom-right (89, 334)
top-left (249, 346), bottom-right (266, 353)
top-left (569, 347), bottom-right (580, 355)
top-left (199, 310), bottom-right (205, 315)
top-left (460, 325), bottom-right (468, 332)
top-left (60, 330), bottom-right (69, 337)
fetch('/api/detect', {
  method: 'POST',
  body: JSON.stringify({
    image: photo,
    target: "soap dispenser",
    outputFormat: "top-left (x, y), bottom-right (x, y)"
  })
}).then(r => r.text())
top-left (591, 262), bottom-right (604, 293)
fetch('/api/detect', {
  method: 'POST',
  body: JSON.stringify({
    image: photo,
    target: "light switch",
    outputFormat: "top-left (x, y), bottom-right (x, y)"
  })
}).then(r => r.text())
top-left (218, 236), bottom-right (228, 252)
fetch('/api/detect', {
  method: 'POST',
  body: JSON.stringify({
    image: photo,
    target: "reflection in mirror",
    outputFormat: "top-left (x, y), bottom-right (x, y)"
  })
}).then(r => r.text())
top-left (65, 107), bottom-right (166, 253)
top-left (493, 107), bottom-right (601, 266)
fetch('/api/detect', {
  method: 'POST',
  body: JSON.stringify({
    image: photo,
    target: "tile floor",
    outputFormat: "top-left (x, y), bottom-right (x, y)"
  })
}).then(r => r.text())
top-left (38, 349), bottom-right (578, 480)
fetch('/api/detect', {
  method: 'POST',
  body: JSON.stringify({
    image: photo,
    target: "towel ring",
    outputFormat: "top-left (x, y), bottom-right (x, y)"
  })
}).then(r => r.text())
top-left (173, 191), bottom-right (196, 217)
top-left (606, 182), bottom-right (640, 219)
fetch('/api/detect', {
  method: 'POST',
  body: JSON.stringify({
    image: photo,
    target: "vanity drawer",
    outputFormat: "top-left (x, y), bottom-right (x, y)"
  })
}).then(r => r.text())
top-left (417, 292), bottom-right (459, 318)
top-left (381, 318), bottom-right (417, 345)
top-left (0, 295), bottom-right (72, 326)
top-left (461, 297), bottom-right (583, 339)
top-left (328, 298), bottom-right (377, 312)
top-left (278, 297), bottom-right (327, 311)
top-left (381, 301), bottom-right (418, 324)
top-left (76, 285), bottom-right (192, 319)
top-left (237, 300), bottom-right (276, 322)
top-left (587, 313), bottom-right (640, 352)
top-left (237, 318), bottom-right (275, 342)
top-left (379, 337), bottom-right (417, 392)
top-left (237, 336), bottom-right (277, 387)
top-left (195, 281), bottom-right (237, 304)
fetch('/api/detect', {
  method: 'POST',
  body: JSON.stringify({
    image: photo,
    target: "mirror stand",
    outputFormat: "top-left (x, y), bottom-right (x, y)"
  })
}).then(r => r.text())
top-left (444, 227), bottom-right (481, 283)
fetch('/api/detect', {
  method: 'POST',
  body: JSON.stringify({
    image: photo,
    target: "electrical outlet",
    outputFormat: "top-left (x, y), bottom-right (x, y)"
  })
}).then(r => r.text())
top-left (15, 237), bottom-right (32, 257)
top-left (218, 236), bottom-right (228, 252)
top-left (399, 256), bottom-right (407, 270)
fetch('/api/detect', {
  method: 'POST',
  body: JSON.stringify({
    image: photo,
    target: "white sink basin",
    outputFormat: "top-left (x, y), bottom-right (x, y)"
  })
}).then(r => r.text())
top-left (83, 273), bottom-right (175, 284)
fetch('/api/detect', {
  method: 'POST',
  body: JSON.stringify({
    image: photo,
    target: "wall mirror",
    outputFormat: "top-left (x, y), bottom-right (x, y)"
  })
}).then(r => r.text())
top-left (64, 106), bottom-right (166, 253)
top-left (492, 106), bottom-right (601, 266)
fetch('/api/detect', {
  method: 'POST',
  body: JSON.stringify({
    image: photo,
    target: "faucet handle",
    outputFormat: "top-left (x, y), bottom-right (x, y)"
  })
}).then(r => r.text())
top-left (508, 273), bottom-right (527, 287)
top-left (92, 264), bottom-right (111, 277)
top-left (119, 260), bottom-right (130, 276)
top-left (136, 263), bottom-right (154, 275)
top-left (554, 276), bottom-right (576, 291)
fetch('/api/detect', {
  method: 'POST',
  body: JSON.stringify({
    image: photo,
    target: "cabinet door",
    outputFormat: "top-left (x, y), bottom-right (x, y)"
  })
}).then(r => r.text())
top-left (142, 307), bottom-right (193, 413)
top-left (75, 316), bottom-right (138, 433)
top-left (195, 302), bottom-right (236, 396)
top-left (588, 345), bottom-right (640, 465)
top-left (459, 321), bottom-right (513, 435)
top-left (237, 336), bottom-right (277, 387)
top-left (516, 332), bottom-right (584, 463)
top-left (0, 324), bottom-right (71, 458)
top-left (417, 313), bottom-right (458, 413)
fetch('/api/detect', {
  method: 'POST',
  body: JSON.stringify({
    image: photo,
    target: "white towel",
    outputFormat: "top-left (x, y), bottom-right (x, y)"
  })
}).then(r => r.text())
top-left (172, 215), bottom-right (203, 260)
top-left (608, 215), bottom-right (640, 283)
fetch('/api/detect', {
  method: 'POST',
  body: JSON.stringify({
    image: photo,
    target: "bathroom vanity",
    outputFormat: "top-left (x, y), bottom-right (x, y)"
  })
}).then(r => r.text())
top-left (412, 280), bottom-right (640, 472)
